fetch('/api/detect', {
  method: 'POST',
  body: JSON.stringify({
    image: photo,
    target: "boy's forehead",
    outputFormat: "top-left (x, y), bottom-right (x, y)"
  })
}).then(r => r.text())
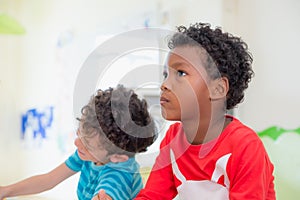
top-left (80, 130), bottom-right (103, 145)
top-left (78, 123), bottom-right (100, 137)
top-left (167, 46), bottom-right (208, 68)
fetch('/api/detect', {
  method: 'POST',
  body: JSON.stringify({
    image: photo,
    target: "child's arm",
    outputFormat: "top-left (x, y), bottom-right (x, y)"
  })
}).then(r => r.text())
top-left (229, 138), bottom-right (275, 199)
top-left (0, 163), bottom-right (76, 199)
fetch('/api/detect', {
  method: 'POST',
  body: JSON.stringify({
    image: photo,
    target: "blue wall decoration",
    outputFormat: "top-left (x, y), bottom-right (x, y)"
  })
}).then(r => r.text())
top-left (21, 106), bottom-right (54, 139)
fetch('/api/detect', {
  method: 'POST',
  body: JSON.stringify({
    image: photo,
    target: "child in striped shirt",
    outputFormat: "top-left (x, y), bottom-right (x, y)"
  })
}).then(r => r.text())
top-left (0, 85), bottom-right (157, 200)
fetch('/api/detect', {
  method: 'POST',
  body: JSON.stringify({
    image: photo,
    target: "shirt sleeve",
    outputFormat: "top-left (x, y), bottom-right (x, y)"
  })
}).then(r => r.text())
top-left (135, 128), bottom-right (178, 200)
top-left (65, 150), bottom-right (83, 172)
top-left (229, 136), bottom-right (275, 200)
top-left (94, 169), bottom-right (140, 200)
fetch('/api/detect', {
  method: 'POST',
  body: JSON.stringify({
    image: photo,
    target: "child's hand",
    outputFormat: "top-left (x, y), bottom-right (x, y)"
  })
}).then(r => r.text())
top-left (92, 189), bottom-right (112, 200)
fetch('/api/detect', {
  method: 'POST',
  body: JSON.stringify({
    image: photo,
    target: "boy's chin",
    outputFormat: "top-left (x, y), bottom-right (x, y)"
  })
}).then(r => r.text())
top-left (161, 112), bottom-right (179, 121)
top-left (78, 151), bottom-right (90, 161)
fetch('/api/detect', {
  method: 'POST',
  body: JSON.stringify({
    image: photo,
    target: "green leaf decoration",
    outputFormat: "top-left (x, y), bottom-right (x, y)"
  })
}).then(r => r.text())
top-left (258, 126), bottom-right (300, 140)
top-left (294, 127), bottom-right (300, 134)
top-left (258, 126), bottom-right (287, 140)
top-left (0, 13), bottom-right (26, 35)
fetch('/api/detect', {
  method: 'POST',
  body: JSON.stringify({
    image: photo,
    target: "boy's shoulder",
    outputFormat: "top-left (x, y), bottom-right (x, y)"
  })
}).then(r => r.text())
top-left (226, 116), bottom-right (257, 137)
top-left (222, 116), bottom-right (262, 148)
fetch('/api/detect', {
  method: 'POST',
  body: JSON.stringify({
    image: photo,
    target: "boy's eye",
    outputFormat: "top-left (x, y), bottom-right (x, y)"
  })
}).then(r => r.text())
top-left (177, 70), bottom-right (186, 77)
top-left (163, 71), bottom-right (168, 79)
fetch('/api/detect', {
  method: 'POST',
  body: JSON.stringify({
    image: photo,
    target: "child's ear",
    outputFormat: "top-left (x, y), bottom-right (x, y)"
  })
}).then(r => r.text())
top-left (109, 154), bottom-right (129, 163)
top-left (210, 77), bottom-right (229, 101)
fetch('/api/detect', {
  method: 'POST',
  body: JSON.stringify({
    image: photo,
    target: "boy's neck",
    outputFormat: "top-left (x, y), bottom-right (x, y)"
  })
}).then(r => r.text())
top-left (182, 115), bottom-right (230, 145)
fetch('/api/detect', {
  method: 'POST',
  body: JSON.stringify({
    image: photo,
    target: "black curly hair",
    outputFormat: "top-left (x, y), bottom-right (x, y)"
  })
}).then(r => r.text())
top-left (78, 85), bottom-right (157, 157)
top-left (168, 22), bottom-right (254, 110)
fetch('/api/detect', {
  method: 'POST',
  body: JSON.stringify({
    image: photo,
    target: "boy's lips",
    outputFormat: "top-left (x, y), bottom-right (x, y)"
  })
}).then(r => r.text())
top-left (78, 150), bottom-right (85, 156)
top-left (160, 96), bottom-right (169, 104)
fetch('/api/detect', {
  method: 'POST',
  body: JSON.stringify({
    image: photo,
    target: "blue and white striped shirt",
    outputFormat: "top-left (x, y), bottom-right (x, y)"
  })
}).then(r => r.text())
top-left (65, 150), bottom-right (143, 200)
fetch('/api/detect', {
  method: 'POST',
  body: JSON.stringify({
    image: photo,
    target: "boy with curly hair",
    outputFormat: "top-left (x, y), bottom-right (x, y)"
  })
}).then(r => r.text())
top-left (133, 22), bottom-right (275, 199)
top-left (0, 85), bottom-right (157, 200)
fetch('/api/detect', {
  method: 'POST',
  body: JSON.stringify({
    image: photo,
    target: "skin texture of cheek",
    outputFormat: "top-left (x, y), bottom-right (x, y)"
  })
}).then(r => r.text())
top-left (175, 86), bottom-right (201, 121)
top-left (161, 104), bottom-right (180, 121)
top-left (74, 138), bottom-right (97, 162)
top-left (160, 92), bottom-right (181, 121)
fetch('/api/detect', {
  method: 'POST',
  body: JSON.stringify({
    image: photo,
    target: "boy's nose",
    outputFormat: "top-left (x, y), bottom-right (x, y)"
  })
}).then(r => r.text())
top-left (161, 81), bottom-right (171, 92)
top-left (74, 138), bottom-right (80, 147)
top-left (160, 84), bottom-right (167, 91)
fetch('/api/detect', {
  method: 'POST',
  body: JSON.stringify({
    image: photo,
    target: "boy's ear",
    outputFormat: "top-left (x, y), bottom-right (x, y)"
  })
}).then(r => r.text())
top-left (109, 154), bottom-right (129, 163)
top-left (210, 77), bottom-right (229, 101)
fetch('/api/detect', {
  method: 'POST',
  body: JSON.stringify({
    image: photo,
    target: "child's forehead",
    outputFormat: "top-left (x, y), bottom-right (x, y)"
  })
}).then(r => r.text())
top-left (168, 46), bottom-right (208, 64)
top-left (77, 124), bottom-right (100, 138)
top-left (167, 46), bottom-right (210, 72)
top-left (78, 129), bottom-right (104, 147)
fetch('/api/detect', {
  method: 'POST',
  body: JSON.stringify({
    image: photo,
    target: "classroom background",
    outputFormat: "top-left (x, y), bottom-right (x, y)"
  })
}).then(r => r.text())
top-left (0, 0), bottom-right (299, 199)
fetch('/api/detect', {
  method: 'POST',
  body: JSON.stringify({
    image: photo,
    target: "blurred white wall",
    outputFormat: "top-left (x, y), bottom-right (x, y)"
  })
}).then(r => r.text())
top-left (222, 0), bottom-right (300, 131)
top-left (0, 0), bottom-right (299, 199)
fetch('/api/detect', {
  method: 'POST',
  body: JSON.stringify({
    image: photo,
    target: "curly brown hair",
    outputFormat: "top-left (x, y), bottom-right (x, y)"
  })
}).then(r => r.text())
top-left (78, 85), bottom-right (157, 157)
top-left (168, 22), bottom-right (254, 110)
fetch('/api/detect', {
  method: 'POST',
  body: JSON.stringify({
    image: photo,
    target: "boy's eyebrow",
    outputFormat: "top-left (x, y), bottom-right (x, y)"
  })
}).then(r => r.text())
top-left (169, 61), bottom-right (193, 69)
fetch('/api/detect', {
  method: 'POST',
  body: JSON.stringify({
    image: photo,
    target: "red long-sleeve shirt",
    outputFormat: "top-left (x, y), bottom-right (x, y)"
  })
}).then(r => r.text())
top-left (136, 116), bottom-right (275, 199)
